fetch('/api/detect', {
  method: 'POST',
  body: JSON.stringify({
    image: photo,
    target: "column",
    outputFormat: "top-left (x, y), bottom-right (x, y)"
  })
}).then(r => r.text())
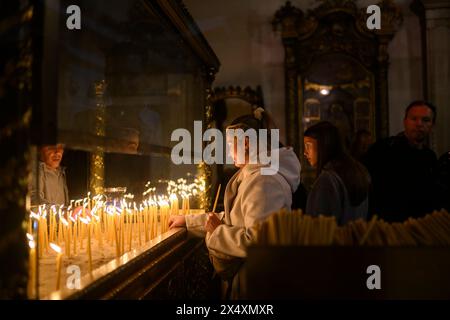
top-left (423, 0), bottom-right (450, 156)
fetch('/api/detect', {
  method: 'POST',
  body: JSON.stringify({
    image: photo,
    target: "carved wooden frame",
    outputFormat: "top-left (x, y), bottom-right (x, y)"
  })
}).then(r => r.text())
top-left (273, 0), bottom-right (403, 157)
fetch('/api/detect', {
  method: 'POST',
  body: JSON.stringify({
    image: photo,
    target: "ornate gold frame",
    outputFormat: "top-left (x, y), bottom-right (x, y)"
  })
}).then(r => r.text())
top-left (273, 0), bottom-right (403, 157)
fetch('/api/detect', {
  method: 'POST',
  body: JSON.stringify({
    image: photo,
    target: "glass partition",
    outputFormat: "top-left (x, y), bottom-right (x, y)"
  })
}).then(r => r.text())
top-left (27, 0), bottom-right (219, 299)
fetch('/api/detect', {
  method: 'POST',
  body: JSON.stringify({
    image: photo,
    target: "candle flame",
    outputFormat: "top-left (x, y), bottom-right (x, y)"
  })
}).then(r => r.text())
top-left (29, 240), bottom-right (36, 249)
top-left (50, 242), bottom-right (61, 254)
top-left (169, 193), bottom-right (178, 201)
top-left (30, 211), bottom-right (39, 220)
top-left (106, 206), bottom-right (115, 216)
top-left (158, 199), bottom-right (169, 207)
top-left (79, 217), bottom-right (89, 224)
top-left (61, 217), bottom-right (69, 226)
top-left (26, 233), bottom-right (33, 241)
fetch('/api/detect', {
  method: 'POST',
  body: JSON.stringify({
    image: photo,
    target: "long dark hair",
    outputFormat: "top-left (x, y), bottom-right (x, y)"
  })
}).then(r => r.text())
top-left (304, 121), bottom-right (369, 206)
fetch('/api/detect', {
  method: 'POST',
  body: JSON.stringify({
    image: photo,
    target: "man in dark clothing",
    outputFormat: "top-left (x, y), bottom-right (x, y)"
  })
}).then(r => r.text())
top-left (437, 151), bottom-right (450, 211)
top-left (363, 101), bottom-right (443, 222)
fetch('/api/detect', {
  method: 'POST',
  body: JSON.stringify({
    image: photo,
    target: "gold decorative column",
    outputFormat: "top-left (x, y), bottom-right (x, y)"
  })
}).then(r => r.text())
top-left (200, 67), bottom-right (216, 211)
top-left (90, 80), bottom-right (107, 196)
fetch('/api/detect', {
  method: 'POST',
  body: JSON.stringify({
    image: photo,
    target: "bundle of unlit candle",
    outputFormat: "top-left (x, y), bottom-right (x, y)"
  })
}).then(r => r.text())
top-left (255, 209), bottom-right (450, 246)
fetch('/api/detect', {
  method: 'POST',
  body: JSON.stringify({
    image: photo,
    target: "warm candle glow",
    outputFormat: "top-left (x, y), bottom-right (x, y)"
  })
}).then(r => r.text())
top-left (50, 242), bottom-right (63, 291)
top-left (27, 177), bottom-right (206, 296)
top-left (27, 239), bottom-right (36, 298)
top-left (50, 242), bottom-right (61, 254)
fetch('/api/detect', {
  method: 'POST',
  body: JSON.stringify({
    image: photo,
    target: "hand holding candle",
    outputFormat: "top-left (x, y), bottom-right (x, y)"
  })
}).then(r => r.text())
top-left (205, 212), bottom-right (222, 233)
top-left (205, 184), bottom-right (222, 234)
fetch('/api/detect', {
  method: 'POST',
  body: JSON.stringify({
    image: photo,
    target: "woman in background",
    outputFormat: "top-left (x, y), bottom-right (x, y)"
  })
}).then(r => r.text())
top-left (350, 129), bottom-right (372, 162)
top-left (304, 121), bottom-right (370, 225)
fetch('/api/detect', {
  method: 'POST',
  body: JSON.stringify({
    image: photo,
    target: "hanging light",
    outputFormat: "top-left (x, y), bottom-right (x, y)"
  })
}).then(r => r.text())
top-left (320, 88), bottom-right (330, 95)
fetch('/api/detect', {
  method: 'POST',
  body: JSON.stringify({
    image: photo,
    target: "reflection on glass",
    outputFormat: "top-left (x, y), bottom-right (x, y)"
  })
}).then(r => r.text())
top-left (303, 53), bottom-right (375, 145)
top-left (48, 0), bottom-right (207, 199)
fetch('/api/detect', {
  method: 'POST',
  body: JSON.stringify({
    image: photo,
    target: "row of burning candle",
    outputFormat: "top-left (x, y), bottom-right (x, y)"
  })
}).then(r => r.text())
top-left (28, 195), bottom-right (189, 251)
top-left (27, 193), bottom-right (193, 296)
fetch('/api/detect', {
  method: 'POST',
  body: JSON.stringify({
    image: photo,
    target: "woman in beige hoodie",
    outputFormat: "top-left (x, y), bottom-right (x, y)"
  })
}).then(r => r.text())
top-left (169, 108), bottom-right (301, 298)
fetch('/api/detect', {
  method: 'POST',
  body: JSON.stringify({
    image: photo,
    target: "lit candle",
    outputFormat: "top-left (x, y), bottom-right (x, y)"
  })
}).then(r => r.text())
top-left (82, 200), bottom-right (87, 218)
top-left (149, 200), bottom-right (155, 239)
top-left (186, 194), bottom-right (190, 215)
top-left (42, 210), bottom-right (49, 252)
top-left (80, 205), bottom-right (86, 250)
top-left (135, 203), bottom-right (141, 247)
top-left (49, 206), bottom-right (55, 243)
top-left (28, 213), bottom-right (32, 235)
top-left (143, 201), bottom-right (149, 243)
top-left (38, 215), bottom-right (43, 258)
top-left (113, 216), bottom-right (120, 258)
top-left (29, 211), bottom-right (39, 244)
top-left (181, 193), bottom-right (190, 215)
top-left (153, 200), bottom-right (158, 238)
top-left (159, 198), bottom-right (170, 234)
top-left (108, 206), bottom-right (115, 244)
top-left (70, 215), bottom-right (77, 255)
top-left (61, 217), bottom-right (70, 257)
top-left (50, 243), bottom-right (62, 291)
top-left (170, 193), bottom-right (179, 215)
top-left (80, 217), bottom-right (92, 275)
top-left (87, 192), bottom-right (91, 212)
top-left (57, 211), bottom-right (62, 246)
top-left (128, 209), bottom-right (133, 252)
top-left (97, 215), bottom-right (103, 251)
top-left (27, 235), bottom-right (36, 298)
top-left (87, 221), bottom-right (92, 275)
top-left (120, 210), bottom-right (125, 255)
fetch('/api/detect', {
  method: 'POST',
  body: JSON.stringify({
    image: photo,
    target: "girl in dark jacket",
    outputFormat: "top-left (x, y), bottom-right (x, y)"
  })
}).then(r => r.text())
top-left (304, 121), bottom-right (370, 225)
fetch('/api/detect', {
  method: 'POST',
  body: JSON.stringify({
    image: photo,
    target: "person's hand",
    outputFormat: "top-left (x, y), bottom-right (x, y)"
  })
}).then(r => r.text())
top-left (205, 213), bottom-right (222, 233)
top-left (169, 215), bottom-right (186, 229)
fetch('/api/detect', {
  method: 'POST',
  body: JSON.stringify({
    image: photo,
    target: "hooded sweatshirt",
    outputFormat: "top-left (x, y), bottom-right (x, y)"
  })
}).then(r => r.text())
top-left (185, 147), bottom-right (301, 258)
top-left (30, 162), bottom-right (69, 206)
